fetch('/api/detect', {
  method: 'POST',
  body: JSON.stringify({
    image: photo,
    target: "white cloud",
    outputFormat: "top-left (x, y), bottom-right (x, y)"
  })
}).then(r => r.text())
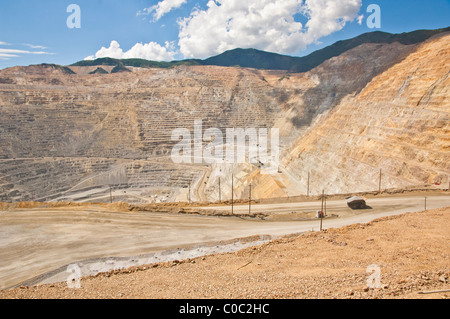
top-left (0, 43), bottom-right (52, 60)
top-left (357, 14), bottom-right (364, 25)
top-left (90, 0), bottom-right (362, 62)
top-left (0, 53), bottom-right (18, 61)
top-left (138, 0), bottom-right (187, 22)
top-left (0, 48), bottom-right (53, 55)
top-left (22, 43), bottom-right (47, 50)
top-left (178, 0), bottom-right (362, 59)
top-left (85, 40), bottom-right (177, 61)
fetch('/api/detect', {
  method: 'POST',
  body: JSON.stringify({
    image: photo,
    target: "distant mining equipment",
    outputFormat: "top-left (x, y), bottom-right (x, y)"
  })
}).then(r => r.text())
top-left (346, 196), bottom-right (367, 210)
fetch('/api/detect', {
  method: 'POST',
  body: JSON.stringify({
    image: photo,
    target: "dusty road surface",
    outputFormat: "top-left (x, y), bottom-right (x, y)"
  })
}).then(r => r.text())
top-left (0, 193), bottom-right (449, 292)
top-left (0, 207), bottom-right (448, 299)
top-left (202, 195), bottom-right (450, 217)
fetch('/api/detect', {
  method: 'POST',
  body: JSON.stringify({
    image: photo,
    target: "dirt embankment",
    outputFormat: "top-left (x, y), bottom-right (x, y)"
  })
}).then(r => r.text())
top-left (1, 207), bottom-right (448, 299)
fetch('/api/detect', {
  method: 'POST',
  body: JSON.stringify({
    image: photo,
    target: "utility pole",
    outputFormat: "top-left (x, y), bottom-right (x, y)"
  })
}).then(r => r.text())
top-left (307, 171), bottom-right (310, 197)
top-left (188, 184), bottom-right (191, 203)
top-left (379, 169), bottom-right (382, 194)
top-left (249, 183), bottom-right (252, 215)
top-left (109, 185), bottom-right (113, 204)
top-left (320, 189), bottom-right (324, 231)
top-left (231, 174), bottom-right (234, 215)
top-left (321, 190), bottom-right (324, 212)
top-left (218, 177), bottom-right (221, 203)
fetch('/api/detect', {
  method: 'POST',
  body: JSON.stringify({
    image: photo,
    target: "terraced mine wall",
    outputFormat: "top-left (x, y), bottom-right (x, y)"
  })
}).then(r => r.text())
top-left (282, 33), bottom-right (450, 196)
top-left (0, 33), bottom-right (448, 203)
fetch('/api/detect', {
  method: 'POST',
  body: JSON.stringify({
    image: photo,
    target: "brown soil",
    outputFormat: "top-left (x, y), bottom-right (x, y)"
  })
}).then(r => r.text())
top-left (1, 207), bottom-right (448, 299)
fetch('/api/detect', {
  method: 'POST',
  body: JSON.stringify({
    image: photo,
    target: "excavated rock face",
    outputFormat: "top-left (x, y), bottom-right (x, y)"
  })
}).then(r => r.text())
top-left (282, 33), bottom-right (450, 196)
top-left (0, 34), bottom-right (448, 203)
top-left (0, 65), bottom-right (287, 202)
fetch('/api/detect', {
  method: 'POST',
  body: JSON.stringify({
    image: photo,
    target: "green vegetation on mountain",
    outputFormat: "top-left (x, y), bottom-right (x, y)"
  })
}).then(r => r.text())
top-left (72, 57), bottom-right (202, 69)
top-left (72, 57), bottom-right (120, 67)
top-left (202, 48), bottom-right (295, 70)
top-left (37, 63), bottom-right (76, 75)
top-left (289, 27), bottom-right (450, 72)
top-left (71, 27), bottom-right (449, 73)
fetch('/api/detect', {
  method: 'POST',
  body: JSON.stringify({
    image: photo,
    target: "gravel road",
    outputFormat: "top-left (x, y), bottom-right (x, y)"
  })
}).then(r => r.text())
top-left (1, 194), bottom-right (449, 289)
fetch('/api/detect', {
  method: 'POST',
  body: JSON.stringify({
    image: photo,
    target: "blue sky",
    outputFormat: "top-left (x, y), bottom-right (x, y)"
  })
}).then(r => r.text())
top-left (0, 0), bottom-right (449, 69)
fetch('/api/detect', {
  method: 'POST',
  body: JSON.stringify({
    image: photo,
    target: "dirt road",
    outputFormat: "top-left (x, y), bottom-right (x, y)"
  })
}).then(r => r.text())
top-left (0, 194), bottom-right (449, 290)
top-left (1, 207), bottom-right (449, 299)
top-left (203, 195), bottom-right (450, 216)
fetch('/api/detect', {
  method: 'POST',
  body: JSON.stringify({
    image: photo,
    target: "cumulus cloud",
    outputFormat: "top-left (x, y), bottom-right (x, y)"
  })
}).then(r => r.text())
top-left (178, 0), bottom-right (362, 59)
top-left (90, 0), bottom-right (362, 61)
top-left (85, 40), bottom-right (177, 61)
top-left (138, 0), bottom-right (187, 22)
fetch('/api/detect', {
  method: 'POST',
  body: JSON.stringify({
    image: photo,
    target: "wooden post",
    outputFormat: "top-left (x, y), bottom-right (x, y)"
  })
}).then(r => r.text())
top-left (109, 185), bottom-right (113, 204)
top-left (379, 169), bottom-right (382, 194)
top-left (188, 184), bottom-right (191, 203)
top-left (218, 177), bottom-right (221, 203)
top-left (249, 183), bottom-right (252, 215)
top-left (307, 171), bottom-right (310, 197)
top-left (320, 189), bottom-right (324, 231)
top-left (321, 189), bottom-right (324, 212)
top-left (231, 174), bottom-right (234, 215)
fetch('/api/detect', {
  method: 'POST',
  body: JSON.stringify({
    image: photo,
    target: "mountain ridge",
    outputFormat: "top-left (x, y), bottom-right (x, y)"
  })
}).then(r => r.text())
top-left (0, 27), bottom-right (448, 203)
top-left (71, 27), bottom-right (450, 72)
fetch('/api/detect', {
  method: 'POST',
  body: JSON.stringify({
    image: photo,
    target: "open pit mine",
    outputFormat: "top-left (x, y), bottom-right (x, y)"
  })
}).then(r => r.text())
top-left (0, 30), bottom-right (449, 205)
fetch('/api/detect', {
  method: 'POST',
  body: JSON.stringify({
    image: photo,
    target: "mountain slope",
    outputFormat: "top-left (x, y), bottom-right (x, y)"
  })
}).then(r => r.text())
top-left (71, 27), bottom-right (450, 72)
top-left (288, 27), bottom-right (450, 72)
top-left (0, 29), bottom-right (448, 203)
top-left (277, 32), bottom-right (450, 196)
